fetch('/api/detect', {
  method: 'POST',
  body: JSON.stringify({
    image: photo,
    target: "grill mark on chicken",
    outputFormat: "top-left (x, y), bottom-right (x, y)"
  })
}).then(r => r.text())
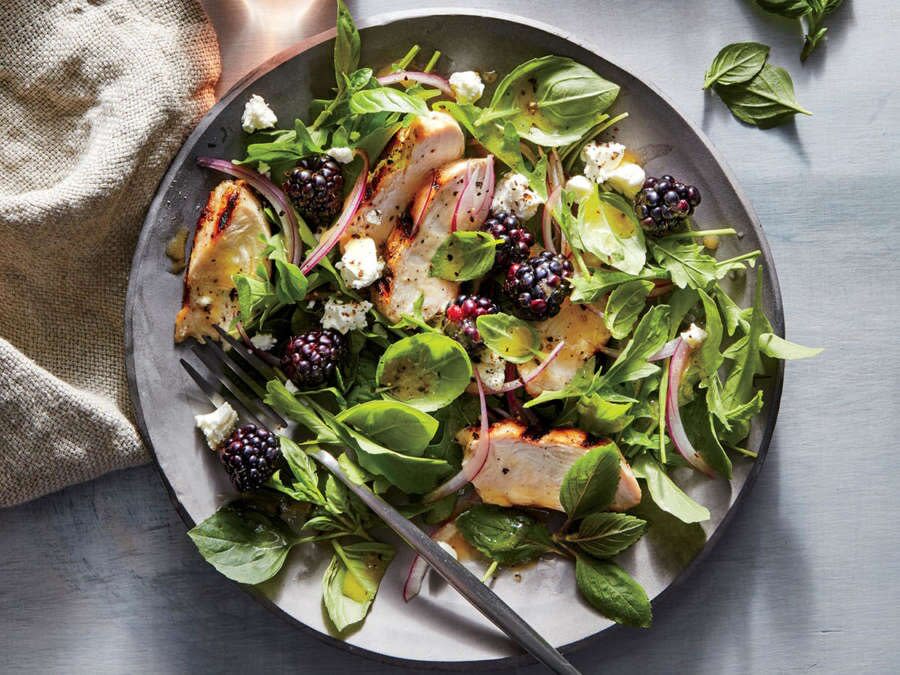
top-left (216, 185), bottom-right (241, 234)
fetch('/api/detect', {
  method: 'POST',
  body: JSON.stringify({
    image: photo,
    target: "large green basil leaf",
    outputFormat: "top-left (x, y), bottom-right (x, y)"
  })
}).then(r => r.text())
top-left (703, 42), bottom-right (770, 89)
top-left (350, 87), bottom-right (428, 116)
top-left (337, 400), bottom-right (438, 456)
top-left (430, 231), bottom-right (498, 282)
top-left (476, 312), bottom-right (541, 364)
top-left (716, 64), bottom-right (812, 128)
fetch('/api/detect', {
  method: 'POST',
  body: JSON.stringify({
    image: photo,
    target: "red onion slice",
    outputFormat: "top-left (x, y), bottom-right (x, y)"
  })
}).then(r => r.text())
top-left (450, 162), bottom-right (473, 233)
top-left (665, 337), bottom-right (715, 476)
top-left (377, 71), bottom-right (453, 97)
top-left (298, 150), bottom-right (369, 275)
top-left (473, 155), bottom-right (495, 225)
top-left (196, 157), bottom-right (302, 266)
top-left (485, 340), bottom-right (566, 394)
top-left (648, 337), bottom-right (679, 362)
top-left (424, 371), bottom-right (491, 503)
top-left (411, 173), bottom-right (437, 229)
top-left (547, 150), bottom-right (564, 193)
top-left (542, 186), bottom-right (562, 254)
top-left (402, 522), bottom-right (458, 602)
top-left (450, 156), bottom-right (495, 232)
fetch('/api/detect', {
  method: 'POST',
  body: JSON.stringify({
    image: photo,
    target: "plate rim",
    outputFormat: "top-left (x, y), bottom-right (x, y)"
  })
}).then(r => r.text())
top-left (125, 7), bottom-right (785, 670)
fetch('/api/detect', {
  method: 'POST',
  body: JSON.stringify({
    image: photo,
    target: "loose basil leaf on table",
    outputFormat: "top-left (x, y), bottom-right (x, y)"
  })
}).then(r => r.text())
top-left (430, 231), bottom-right (499, 282)
top-left (703, 42), bottom-right (770, 89)
top-left (716, 64), bottom-right (812, 128)
top-left (455, 504), bottom-right (556, 566)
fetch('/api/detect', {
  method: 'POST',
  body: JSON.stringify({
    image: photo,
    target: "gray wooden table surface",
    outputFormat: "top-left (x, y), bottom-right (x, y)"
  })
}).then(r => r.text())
top-left (2, 1), bottom-right (898, 672)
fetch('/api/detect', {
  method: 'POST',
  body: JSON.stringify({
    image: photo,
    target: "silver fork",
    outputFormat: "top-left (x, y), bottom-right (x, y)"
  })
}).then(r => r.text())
top-left (180, 326), bottom-right (580, 675)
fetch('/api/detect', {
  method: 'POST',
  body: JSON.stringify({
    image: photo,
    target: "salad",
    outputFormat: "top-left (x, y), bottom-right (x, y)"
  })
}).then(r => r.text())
top-left (176, 2), bottom-right (818, 634)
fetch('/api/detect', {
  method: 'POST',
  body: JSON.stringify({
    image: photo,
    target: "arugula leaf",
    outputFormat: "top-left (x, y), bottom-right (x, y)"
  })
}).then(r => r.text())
top-left (759, 333), bottom-right (822, 359)
top-left (524, 358), bottom-right (595, 408)
top-left (430, 231), bottom-right (498, 282)
top-left (559, 444), bottom-right (622, 520)
top-left (631, 454), bottom-right (710, 523)
top-left (715, 284), bottom-right (746, 336)
top-left (476, 312), bottom-right (541, 364)
top-left (716, 65), bottom-right (812, 128)
top-left (577, 393), bottom-right (635, 435)
top-left (488, 55), bottom-right (620, 147)
top-left (630, 488), bottom-right (707, 570)
top-left (322, 541), bottom-right (394, 632)
top-left (188, 505), bottom-right (297, 584)
top-left (681, 397), bottom-right (732, 479)
top-left (604, 280), bottom-right (654, 339)
top-left (571, 268), bottom-right (659, 304)
top-left (599, 305), bottom-right (670, 389)
top-left (696, 288), bottom-right (724, 378)
top-left (567, 513), bottom-right (647, 558)
top-left (650, 239), bottom-right (724, 290)
top-left (333, 0), bottom-right (360, 94)
top-left (376, 333), bottom-right (472, 412)
top-left (574, 555), bottom-right (651, 628)
top-left (722, 267), bottom-right (767, 409)
top-left (349, 87), bottom-right (428, 116)
top-left (704, 42), bottom-right (770, 89)
top-left (337, 400), bottom-right (438, 456)
top-left (455, 505), bottom-right (556, 566)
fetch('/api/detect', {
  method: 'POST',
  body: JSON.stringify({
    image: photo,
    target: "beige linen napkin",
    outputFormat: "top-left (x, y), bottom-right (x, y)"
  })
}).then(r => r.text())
top-left (0, 0), bottom-right (220, 506)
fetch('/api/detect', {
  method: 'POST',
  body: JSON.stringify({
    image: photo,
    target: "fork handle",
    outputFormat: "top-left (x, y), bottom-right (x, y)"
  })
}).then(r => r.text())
top-left (311, 449), bottom-right (581, 675)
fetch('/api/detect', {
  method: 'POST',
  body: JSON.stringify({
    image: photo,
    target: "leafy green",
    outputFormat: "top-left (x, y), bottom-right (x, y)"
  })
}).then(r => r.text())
top-left (188, 505), bottom-right (297, 584)
top-left (630, 489), bottom-right (707, 570)
top-left (488, 56), bottom-right (620, 147)
top-left (722, 267), bottom-right (767, 409)
top-left (455, 505), bottom-right (556, 566)
top-left (577, 393), bottom-right (635, 435)
top-left (604, 280), bottom-right (654, 339)
top-left (376, 333), bottom-right (472, 412)
top-left (756, 0), bottom-right (811, 16)
top-left (264, 380), bottom-right (341, 445)
top-left (334, 0), bottom-right (360, 93)
top-left (696, 289), bottom-right (724, 378)
top-left (276, 437), bottom-right (326, 506)
top-left (476, 312), bottom-right (541, 364)
top-left (759, 333), bottom-right (822, 359)
top-left (681, 397), bottom-right (732, 479)
top-left (337, 400), bottom-right (438, 456)
top-left (574, 188), bottom-right (647, 275)
top-left (350, 87), bottom-right (428, 116)
top-left (704, 42), bottom-right (770, 89)
top-left (524, 359), bottom-right (595, 408)
top-left (567, 513), bottom-right (647, 558)
top-left (430, 231), bottom-right (498, 282)
top-left (272, 259), bottom-right (308, 304)
top-left (559, 444), bottom-right (623, 520)
top-left (571, 268), bottom-right (659, 304)
top-left (716, 64), bottom-right (812, 128)
top-left (322, 541), bottom-right (394, 632)
top-left (631, 454), bottom-right (710, 523)
top-left (755, 0), bottom-right (843, 61)
top-left (650, 239), bottom-right (734, 290)
top-left (574, 555), bottom-right (651, 628)
top-left (598, 305), bottom-right (670, 389)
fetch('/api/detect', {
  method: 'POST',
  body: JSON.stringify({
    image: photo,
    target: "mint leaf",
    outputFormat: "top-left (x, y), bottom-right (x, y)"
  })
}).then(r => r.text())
top-left (575, 556), bottom-right (651, 628)
top-left (604, 280), bottom-right (654, 339)
top-left (559, 444), bottom-right (622, 519)
top-left (276, 436), bottom-right (326, 506)
top-left (273, 259), bottom-right (308, 304)
top-left (568, 513), bottom-right (647, 558)
top-left (455, 505), bottom-right (556, 566)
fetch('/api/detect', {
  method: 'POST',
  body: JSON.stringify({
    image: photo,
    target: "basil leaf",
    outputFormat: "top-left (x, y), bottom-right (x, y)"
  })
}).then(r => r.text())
top-left (337, 400), bottom-right (439, 456)
top-left (264, 380), bottom-right (341, 444)
top-left (575, 555), bottom-right (651, 628)
top-left (273, 259), bottom-right (308, 304)
top-left (430, 231), bottom-right (498, 282)
top-left (277, 436), bottom-right (326, 506)
top-left (599, 305), bottom-right (670, 389)
top-left (631, 453), bottom-right (710, 524)
top-left (758, 333), bottom-right (823, 359)
top-left (569, 513), bottom-right (647, 558)
top-left (604, 280), bottom-right (654, 339)
top-left (188, 505), bottom-right (296, 584)
top-left (476, 312), bottom-right (541, 364)
top-left (334, 0), bottom-right (360, 93)
top-left (322, 541), bottom-right (394, 632)
top-left (703, 42), bottom-right (770, 89)
top-left (489, 56), bottom-right (620, 147)
top-left (350, 87), bottom-right (428, 116)
top-left (376, 333), bottom-right (472, 412)
top-left (559, 443), bottom-right (622, 519)
top-left (455, 504), bottom-right (556, 566)
top-left (716, 64), bottom-right (812, 128)
top-left (756, 0), bottom-right (811, 18)
top-left (575, 188), bottom-right (647, 275)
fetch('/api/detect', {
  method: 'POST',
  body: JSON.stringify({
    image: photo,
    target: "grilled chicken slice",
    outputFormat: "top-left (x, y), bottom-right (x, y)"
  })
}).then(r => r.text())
top-left (374, 158), bottom-right (492, 323)
top-left (342, 111), bottom-right (464, 248)
top-left (174, 180), bottom-right (270, 343)
top-left (459, 420), bottom-right (641, 512)
top-left (517, 299), bottom-right (610, 396)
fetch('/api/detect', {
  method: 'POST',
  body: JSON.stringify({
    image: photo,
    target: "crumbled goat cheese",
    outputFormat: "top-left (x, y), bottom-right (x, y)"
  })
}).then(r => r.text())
top-left (194, 402), bottom-right (238, 450)
top-left (564, 175), bottom-right (594, 200)
top-left (491, 172), bottom-right (543, 220)
top-left (365, 209), bottom-right (383, 226)
top-left (326, 146), bottom-right (354, 164)
top-left (321, 297), bottom-right (372, 334)
top-left (580, 141), bottom-right (646, 198)
top-left (449, 71), bottom-right (484, 104)
top-left (335, 237), bottom-right (385, 289)
top-left (681, 323), bottom-right (708, 349)
top-left (241, 94), bottom-right (277, 133)
top-left (250, 333), bottom-right (277, 351)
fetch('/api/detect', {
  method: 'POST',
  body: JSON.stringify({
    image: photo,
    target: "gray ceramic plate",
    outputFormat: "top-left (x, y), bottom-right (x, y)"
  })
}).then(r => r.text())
top-left (125, 8), bottom-right (784, 669)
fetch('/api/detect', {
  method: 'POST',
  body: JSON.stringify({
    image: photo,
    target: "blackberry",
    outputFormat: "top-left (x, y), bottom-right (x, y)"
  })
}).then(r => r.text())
top-left (281, 329), bottom-right (347, 388)
top-left (483, 210), bottom-right (534, 268)
top-left (634, 175), bottom-right (702, 236)
top-left (445, 294), bottom-right (499, 351)
top-left (219, 424), bottom-right (282, 492)
top-left (283, 155), bottom-right (345, 229)
top-left (502, 251), bottom-right (573, 321)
